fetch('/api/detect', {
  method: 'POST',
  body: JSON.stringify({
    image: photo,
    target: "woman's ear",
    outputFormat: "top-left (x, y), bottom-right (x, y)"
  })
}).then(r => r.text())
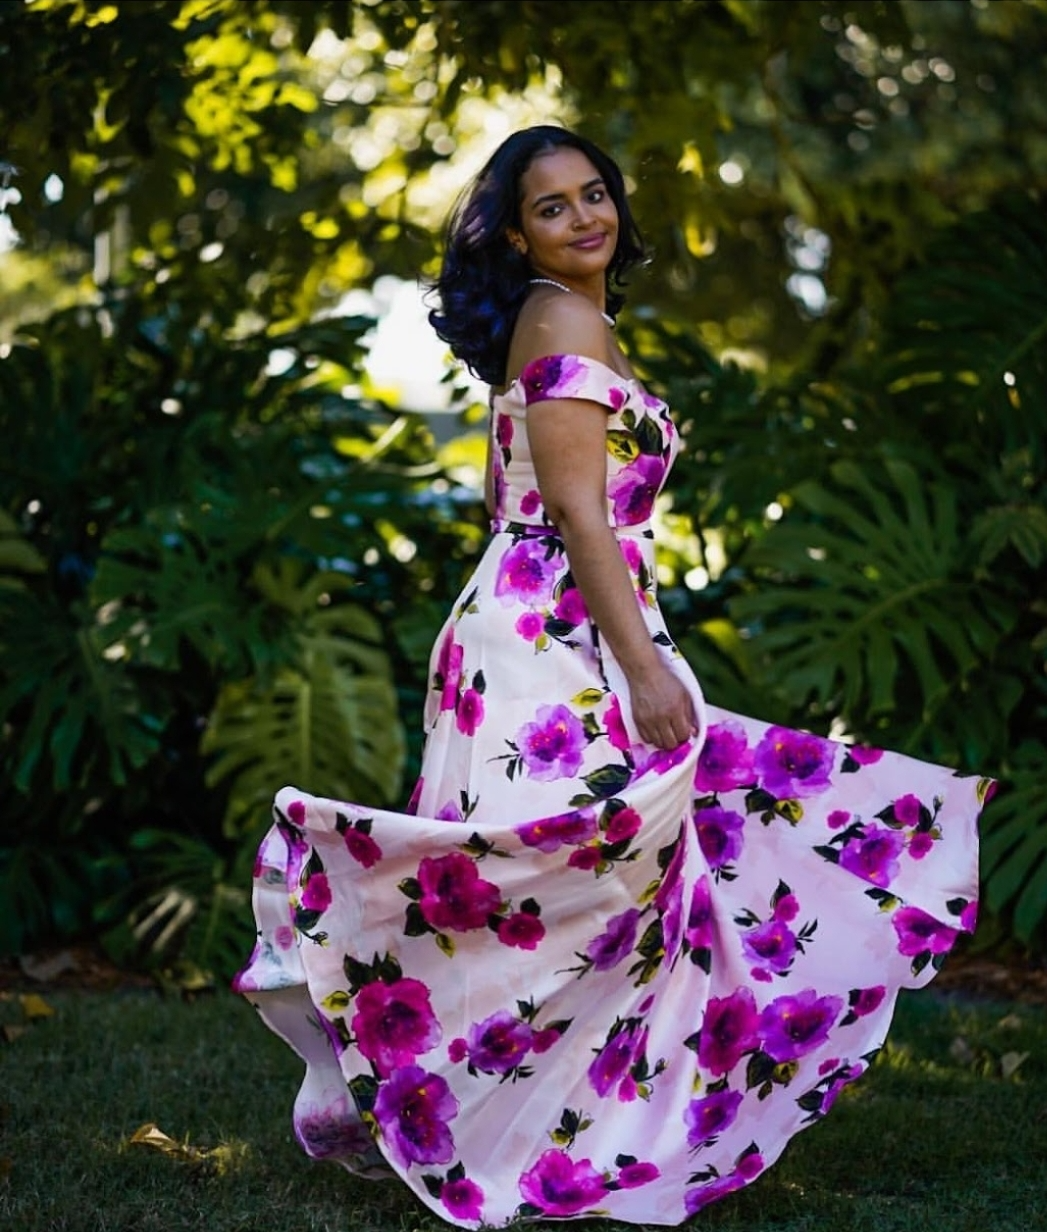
top-left (506, 229), bottom-right (528, 256)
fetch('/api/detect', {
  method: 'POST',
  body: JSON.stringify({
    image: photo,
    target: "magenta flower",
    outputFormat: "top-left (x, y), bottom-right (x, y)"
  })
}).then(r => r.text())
top-left (300, 872), bottom-right (331, 914)
top-left (515, 704), bottom-right (588, 781)
top-left (516, 808), bottom-right (597, 852)
top-left (604, 806), bottom-right (642, 844)
top-left (694, 806), bottom-right (746, 869)
top-left (698, 988), bottom-right (760, 1075)
top-left (515, 611), bottom-right (544, 641)
top-left (373, 1065), bottom-right (458, 1167)
top-left (442, 1176), bottom-right (484, 1222)
top-left (351, 978), bottom-right (441, 1076)
top-left (684, 1088), bottom-right (743, 1147)
top-left (495, 539), bottom-right (560, 607)
top-left (567, 846), bottom-right (602, 870)
top-left (849, 745), bottom-right (884, 765)
top-left (586, 908), bottom-right (640, 971)
top-left (466, 1010), bottom-right (534, 1075)
top-left (754, 726), bottom-right (835, 798)
top-left (435, 799), bottom-right (464, 822)
top-left (908, 831), bottom-right (935, 859)
top-left (588, 1022), bottom-right (642, 1097)
top-left (497, 912), bottom-right (546, 950)
top-left (518, 1148), bottom-right (608, 1216)
top-left (495, 412), bottom-right (514, 448)
top-left (635, 740), bottom-right (691, 777)
top-left (286, 799), bottom-right (306, 826)
top-left (520, 354), bottom-right (584, 404)
top-left (619, 537), bottom-right (644, 574)
top-left (827, 809), bottom-right (851, 830)
top-left (456, 688), bottom-right (485, 736)
top-left (438, 639), bottom-right (464, 712)
top-left (617, 1160), bottom-right (660, 1188)
top-left (604, 694), bottom-right (631, 751)
top-left (608, 453), bottom-right (665, 525)
top-left (295, 1095), bottom-right (373, 1160)
top-left (960, 901), bottom-right (978, 932)
top-left (742, 918), bottom-right (798, 973)
top-left (773, 893), bottom-right (799, 923)
top-left (694, 721), bottom-right (756, 792)
top-left (417, 852), bottom-right (502, 932)
top-left (851, 985), bottom-right (886, 1018)
top-left (519, 488), bottom-right (541, 516)
top-left (759, 988), bottom-right (843, 1062)
top-left (531, 1027), bottom-right (561, 1054)
top-left (685, 1173), bottom-right (746, 1214)
top-left (448, 1037), bottom-right (467, 1062)
top-left (838, 825), bottom-right (904, 887)
top-left (892, 906), bottom-right (959, 956)
top-left (554, 587), bottom-right (588, 625)
top-left (893, 793), bottom-right (923, 826)
top-left (344, 827), bottom-right (382, 868)
top-left (686, 877), bottom-right (714, 950)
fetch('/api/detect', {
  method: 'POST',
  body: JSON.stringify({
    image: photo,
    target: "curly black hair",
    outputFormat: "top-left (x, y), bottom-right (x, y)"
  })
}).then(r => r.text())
top-left (427, 126), bottom-right (647, 387)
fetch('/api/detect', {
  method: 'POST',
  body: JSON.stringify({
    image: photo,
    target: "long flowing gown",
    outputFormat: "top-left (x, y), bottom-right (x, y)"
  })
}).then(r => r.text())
top-left (234, 354), bottom-right (989, 1228)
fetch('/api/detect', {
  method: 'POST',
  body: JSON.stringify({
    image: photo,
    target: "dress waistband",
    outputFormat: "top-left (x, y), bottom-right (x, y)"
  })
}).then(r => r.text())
top-left (489, 517), bottom-right (655, 541)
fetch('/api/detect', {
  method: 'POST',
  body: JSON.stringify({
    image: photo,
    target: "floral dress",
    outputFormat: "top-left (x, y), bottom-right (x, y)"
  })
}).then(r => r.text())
top-left (235, 354), bottom-right (989, 1227)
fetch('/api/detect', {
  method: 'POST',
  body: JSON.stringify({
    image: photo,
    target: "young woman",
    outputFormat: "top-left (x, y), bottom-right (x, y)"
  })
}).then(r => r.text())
top-left (235, 126), bottom-right (988, 1227)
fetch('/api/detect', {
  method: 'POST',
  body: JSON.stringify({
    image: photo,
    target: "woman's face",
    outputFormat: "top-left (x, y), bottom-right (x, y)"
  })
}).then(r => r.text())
top-left (510, 147), bottom-right (619, 288)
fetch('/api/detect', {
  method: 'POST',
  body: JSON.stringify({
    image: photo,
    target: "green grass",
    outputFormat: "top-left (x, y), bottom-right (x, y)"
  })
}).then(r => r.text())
top-left (1, 988), bottom-right (1044, 1232)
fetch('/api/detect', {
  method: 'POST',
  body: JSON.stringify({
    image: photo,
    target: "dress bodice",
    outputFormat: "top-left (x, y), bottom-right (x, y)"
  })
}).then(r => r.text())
top-left (489, 354), bottom-right (679, 534)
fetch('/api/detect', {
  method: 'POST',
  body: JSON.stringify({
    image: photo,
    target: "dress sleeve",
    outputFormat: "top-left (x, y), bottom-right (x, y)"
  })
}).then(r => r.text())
top-left (518, 354), bottom-right (631, 412)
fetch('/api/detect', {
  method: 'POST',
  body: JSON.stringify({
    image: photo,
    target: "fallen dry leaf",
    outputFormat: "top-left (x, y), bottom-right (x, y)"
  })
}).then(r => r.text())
top-left (1000, 1050), bottom-right (1030, 1080)
top-left (18, 951), bottom-right (79, 982)
top-left (1, 1025), bottom-right (26, 1044)
top-left (18, 994), bottom-right (55, 1021)
top-left (128, 1123), bottom-right (247, 1174)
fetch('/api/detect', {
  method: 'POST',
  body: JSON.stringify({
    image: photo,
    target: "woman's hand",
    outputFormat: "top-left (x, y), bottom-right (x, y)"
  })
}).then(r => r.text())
top-left (626, 661), bottom-right (698, 750)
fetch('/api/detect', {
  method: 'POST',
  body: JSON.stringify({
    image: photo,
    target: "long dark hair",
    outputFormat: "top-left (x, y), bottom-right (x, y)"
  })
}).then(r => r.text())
top-left (427, 126), bottom-right (647, 387)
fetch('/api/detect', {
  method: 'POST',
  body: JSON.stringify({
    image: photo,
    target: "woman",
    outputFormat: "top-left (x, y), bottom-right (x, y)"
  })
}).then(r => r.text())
top-left (235, 126), bottom-right (988, 1227)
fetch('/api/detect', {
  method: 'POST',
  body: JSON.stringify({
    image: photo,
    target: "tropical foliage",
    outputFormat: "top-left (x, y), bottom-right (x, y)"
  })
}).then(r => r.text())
top-left (1, 0), bottom-right (1045, 968)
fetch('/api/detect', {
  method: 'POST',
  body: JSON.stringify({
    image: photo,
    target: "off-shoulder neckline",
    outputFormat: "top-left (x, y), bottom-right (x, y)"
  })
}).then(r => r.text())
top-left (501, 353), bottom-right (641, 396)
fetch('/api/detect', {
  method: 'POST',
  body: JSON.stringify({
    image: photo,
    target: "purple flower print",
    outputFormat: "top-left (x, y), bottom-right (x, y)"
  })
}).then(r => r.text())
top-left (300, 872), bottom-right (331, 914)
top-left (344, 827), bottom-right (382, 868)
top-left (838, 825), bottom-right (904, 887)
top-left (773, 893), bottom-right (799, 923)
top-left (694, 721), bottom-right (756, 793)
top-left (694, 806), bottom-right (746, 869)
top-left (849, 745), bottom-right (884, 765)
top-left (635, 740), bottom-right (692, 778)
top-left (295, 1095), bottom-right (373, 1160)
top-left (494, 539), bottom-right (559, 607)
top-left (960, 901), bottom-right (978, 932)
top-left (604, 695), bottom-right (631, 751)
top-left (754, 726), bottom-right (835, 799)
top-left (286, 799), bottom-right (306, 826)
top-left (827, 809), bottom-right (850, 830)
top-left (519, 488), bottom-right (541, 516)
top-left (373, 1065), bottom-right (458, 1167)
top-left (684, 1173), bottom-right (746, 1214)
top-left (588, 1022), bottom-right (642, 1097)
top-left (531, 1026), bottom-right (562, 1054)
top-left (466, 1010), bottom-right (534, 1075)
top-left (686, 877), bottom-right (714, 950)
top-left (496, 413), bottom-right (514, 450)
top-left (684, 1088), bottom-right (743, 1147)
top-left (518, 1148), bottom-right (608, 1216)
top-left (520, 354), bottom-right (581, 404)
top-left (892, 906), bottom-right (959, 956)
top-left (608, 453), bottom-right (665, 525)
top-left (417, 852), bottom-right (502, 933)
top-left (617, 1161), bottom-right (660, 1188)
top-left (515, 611), bottom-right (544, 642)
top-left (604, 806), bottom-right (642, 845)
top-left (497, 912), bottom-right (546, 950)
top-left (515, 704), bottom-right (588, 781)
top-left (660, 875), bottom-right (685, 966)
top-left (568, 846), bottom-right (602, 870)
top-left (851, 985), bottom-right (886, 1019)
top-left (893, 793), bottom-right (923, 826)
top-left (437, 636), bottom-right (464, 712)
top-left (759, 988), bottom-right (843, 1063)
top-left (442, 1176), bottom-right (484, 1222)
top-left (586, 908), bottom-right (640, 971)
top-left (456, 688), bottom-right (485, 737)
top-left (516, 808), bottom-right (597, 852)
top-left (554, 587), bottom-right (588, 625)
top-left (351, 977), bottom-right (441, 1077)
top-left (698, 988), bottom-right (760, 1075)
top-left (742, 919), bottom-right (798, 974)
top-left (908, 831), bottom-right (935, 859)
top-left (619, 536), bottom-right (644, 573)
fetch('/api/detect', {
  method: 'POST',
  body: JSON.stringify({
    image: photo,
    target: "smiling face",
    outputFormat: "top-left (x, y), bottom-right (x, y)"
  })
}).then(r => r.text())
top-left (509, 146), bottom-right (620, 291)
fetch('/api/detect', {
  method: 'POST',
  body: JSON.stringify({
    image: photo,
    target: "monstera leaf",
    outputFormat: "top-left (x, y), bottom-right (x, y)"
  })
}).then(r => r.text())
top-left (731, 457), bottom-right (1013, 725)
top-left (202, 564), bottom-right (406, 836)
top-left (980, 742), bottom-right (1047, 947)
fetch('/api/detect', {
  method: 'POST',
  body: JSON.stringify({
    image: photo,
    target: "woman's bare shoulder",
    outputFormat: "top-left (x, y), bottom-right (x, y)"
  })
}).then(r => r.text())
top-left (506, 292), bottom-right (612, 384)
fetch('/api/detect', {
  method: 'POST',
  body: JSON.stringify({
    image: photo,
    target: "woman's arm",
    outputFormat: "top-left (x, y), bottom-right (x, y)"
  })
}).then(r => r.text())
top-left (514, 302), bottom-right (696, 749)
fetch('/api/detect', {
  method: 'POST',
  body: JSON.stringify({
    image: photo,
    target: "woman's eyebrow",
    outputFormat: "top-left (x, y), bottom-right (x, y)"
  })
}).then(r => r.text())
top-left (530, 177), bottom-right (606, 208)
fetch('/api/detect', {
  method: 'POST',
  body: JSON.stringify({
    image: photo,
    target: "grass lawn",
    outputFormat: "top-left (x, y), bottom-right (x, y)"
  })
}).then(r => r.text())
top-left (1, 985), bottom-right (1044, 1232)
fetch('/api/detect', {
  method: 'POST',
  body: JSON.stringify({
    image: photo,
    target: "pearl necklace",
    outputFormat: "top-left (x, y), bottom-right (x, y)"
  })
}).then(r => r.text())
top-left (528, 277), bottom-right (615, 327)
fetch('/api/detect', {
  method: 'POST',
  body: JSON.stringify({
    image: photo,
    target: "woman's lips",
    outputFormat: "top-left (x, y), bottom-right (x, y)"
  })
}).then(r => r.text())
top-left (570, 233), bottom-right (608, 250)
